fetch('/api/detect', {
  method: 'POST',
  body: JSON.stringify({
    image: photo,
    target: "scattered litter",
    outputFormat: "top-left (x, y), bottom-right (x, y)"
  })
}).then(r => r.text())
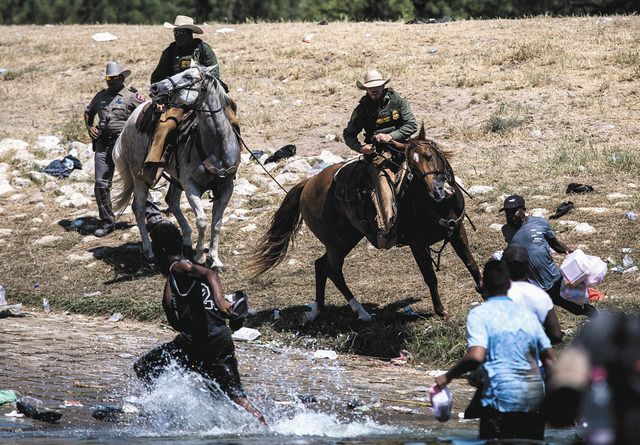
top-left (391, 349), bottom-right (413, 366)
top-left (429, 47), bottom-right (438, 54)
top-left (324, 133), bottom-right (336, 141)
top-left (297, 394), bottom-right (317, 403)
top-left (549, 201), bottom-right (574, 219)
top-left (42, 155), bottom-right (82, 179)
top-left (236, 87), bottom-right (244, 92)
top-left (389, 406), bottom-right (416, 414)
top-left (83, 291), bottom-right (101, 297)
top-left (265, 144), bottom-right (296, 164)
top-left (489, 223), bottom-right (503, 232)
top-left (92, 32), bottom-right (117, 42)
top-left (622, 247), bottom-right (632, 254)
top-left (17, 398), bottom-right (62, 423)
top-left (530, 129), bottom-right (543, 138)
top-left (491, 250), bottom-right (503, 260)
top-left (108, 312), bottom-right (123, 322)
top-left (42, 298), bottom-right (50, 313)
top-left (302, 33), bottom-right (314, 43)
top-left (566, 183), bottom-right (594, 194)
top-left (273, 308), bottom-right (280, 320)
top-left (59, 400), bottom-right (83, 408)
top-left (0, 284), bottom-right (5, 305)
top-left (623, 266), bottom-right (638, 274)
top-left (0, 68), bottom-right (7, 77)
top-left (624, 211), bottom-right (638, 221)
top-left (402, 306), bottom-right (419, 318)
top-left (313, 349), bottom-right (338, 360)
top-left (215, 27), bottom-right (235, 34)
top-left (430, 385), bottom-right (453, 422)
top-left (623, 254), bottom-right (635, 268)
top-left (91, 404), bottom-right (124, 422)
top-left (588, 288), bottom-right (606, 302)
top-left (364, 33), bottom-right (373, 37)
top-left (4, 410), bottom-right (24, 418)
top-left (353, 405), bottom-right (371, 413)
top-left (231, 327), bottom-right (261, 341)
top-left (0, 390), bottom-right (17, 405)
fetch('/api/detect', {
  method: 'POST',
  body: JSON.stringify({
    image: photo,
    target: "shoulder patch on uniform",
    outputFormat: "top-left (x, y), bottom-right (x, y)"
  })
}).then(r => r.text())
top-left (135, 92), bottom-right (145, 102)
top-left (392, 109), bottom-right (400, 120)
top-left (116, 98), bottom-right (124, 104)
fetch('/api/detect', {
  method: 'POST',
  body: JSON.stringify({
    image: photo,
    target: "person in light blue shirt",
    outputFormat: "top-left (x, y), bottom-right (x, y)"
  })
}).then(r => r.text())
top-left (435, 260), bottom-right (556, 440)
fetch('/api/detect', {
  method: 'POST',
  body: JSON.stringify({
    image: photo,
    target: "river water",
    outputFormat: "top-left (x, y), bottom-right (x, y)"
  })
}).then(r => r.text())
top-left (0, 312), bottom-right (576, 444)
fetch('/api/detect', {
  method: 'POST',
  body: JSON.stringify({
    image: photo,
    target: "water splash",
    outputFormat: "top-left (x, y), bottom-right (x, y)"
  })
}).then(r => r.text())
top-left (271, 411), bottom-right (402, 437)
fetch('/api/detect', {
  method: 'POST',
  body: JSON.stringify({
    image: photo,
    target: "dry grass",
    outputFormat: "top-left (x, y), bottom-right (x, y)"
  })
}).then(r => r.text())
top-left (1, 17), bottom-right (640, 365)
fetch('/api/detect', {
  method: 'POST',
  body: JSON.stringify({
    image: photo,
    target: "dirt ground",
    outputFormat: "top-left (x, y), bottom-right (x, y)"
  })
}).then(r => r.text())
top-left (0, 17), bottom-right (639, 364)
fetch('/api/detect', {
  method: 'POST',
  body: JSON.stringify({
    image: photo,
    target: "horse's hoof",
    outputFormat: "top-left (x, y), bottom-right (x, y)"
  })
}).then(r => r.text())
top-left (435, 308), bottom-right (449, 318)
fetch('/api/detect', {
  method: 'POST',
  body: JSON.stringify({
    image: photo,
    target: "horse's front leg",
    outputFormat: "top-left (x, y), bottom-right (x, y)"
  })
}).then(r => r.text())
top-left (166, 183), bottom-right (193, 250)
top-left (450, 224), bottom-right (483, 293)
top-left (409, 241), bottom-right (447, 317)
top-left (184, 181), bottom-right (207, 264)
top-left (207, 177), bottom-right (233, 271)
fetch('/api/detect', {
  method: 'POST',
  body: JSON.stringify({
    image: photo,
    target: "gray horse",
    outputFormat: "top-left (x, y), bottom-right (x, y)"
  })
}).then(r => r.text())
top-left (112, 65), bottom-right (239, 268)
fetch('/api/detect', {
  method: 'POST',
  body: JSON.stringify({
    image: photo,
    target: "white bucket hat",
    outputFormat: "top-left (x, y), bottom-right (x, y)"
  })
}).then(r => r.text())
top-left (105, 61), bottom-right (130, 78)
top-left (356, 69), bottom-right (391, 90)
top-left (164, 15), bottom-right (204, 34)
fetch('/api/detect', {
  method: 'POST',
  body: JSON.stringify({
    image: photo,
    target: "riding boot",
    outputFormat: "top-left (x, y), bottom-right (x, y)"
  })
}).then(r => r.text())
top-left (368, 161), bottom-right (398, 249)
top-left (141, 107), bottom-right (184, 188)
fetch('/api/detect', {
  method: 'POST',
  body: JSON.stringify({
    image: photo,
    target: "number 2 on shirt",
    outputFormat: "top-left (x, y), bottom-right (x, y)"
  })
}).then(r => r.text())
top-left (201, 284), bottom-right (215, 310)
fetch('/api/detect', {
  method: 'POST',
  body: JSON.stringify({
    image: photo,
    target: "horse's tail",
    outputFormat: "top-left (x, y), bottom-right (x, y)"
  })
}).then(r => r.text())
top-left (249, 179), bottom-right (309, 277)
top-left (111, 134), bottom-right (135, 213)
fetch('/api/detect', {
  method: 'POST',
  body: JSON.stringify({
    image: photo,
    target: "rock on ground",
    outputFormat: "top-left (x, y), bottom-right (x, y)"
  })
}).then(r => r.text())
top-left (574, 223), bottom-right (596, 235)
top-left (468, 185), bottom-right (494, 195)
top-left (32, 235), bottom-right (62, 246)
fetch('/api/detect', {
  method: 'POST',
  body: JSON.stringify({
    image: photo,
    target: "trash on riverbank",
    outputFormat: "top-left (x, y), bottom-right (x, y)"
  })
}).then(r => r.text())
top-left (231, 327), bottom-right (261, 341)
top-left (4, 410), bottom-right (24, 418)
top-left (17, 397), bottom-right (62, 423)
top-left (0, 390), bottom-right (17, 405)
top-left (0, 304), bottom-right (23, 317)
top-left (313, 349), bottom-right (338, 360)
top-left (59, 400), bottom-right (83, 408)
top-left (391, 349), bottom-right (413, 366)
top-left (92, 32), bottom-right (117, 42)
top-left (108, 312), bottom-right (123, 322)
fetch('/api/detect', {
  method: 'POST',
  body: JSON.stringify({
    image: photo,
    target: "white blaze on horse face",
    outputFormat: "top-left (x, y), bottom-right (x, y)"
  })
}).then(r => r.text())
top-left (412, 152), bottom-right (420, 164)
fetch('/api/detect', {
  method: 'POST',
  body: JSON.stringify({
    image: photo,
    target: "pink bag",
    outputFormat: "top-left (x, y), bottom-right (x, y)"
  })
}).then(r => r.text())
top-left (429, 385), bottom-right (453, 422)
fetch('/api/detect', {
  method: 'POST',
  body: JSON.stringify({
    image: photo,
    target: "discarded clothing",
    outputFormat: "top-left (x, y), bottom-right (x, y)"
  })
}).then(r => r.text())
top-left (548, 201), bottom-right (575, 219)
top-left (566, 183), bottom-right (594, 194)
top-left (42, 155), bottom-right (82, 179)
top-left (264, 144), bottom-right (296, 164)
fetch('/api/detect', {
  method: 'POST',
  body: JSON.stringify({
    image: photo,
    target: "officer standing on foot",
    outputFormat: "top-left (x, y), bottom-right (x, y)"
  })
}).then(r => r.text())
top-left (85, 61), bottom-right (164, 237)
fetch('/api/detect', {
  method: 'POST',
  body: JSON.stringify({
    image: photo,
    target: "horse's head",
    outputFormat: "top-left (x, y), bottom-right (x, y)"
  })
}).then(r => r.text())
top-left (406, 125), bottom-right (451, 203)
top-left (149, 63), bottom-right (218, 107)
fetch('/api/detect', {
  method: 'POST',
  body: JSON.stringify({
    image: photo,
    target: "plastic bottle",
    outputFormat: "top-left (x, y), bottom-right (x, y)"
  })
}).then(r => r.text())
top-left (624, 211), bottom-right (639, 221)
top-left (582, 367), bottom-right (615, 445)
top-left (429, 385), bottom-right (453, 422)
top-left (0, 284), bottom-right (6, 306)
top-left (42, 298), bottom-right (50, 314)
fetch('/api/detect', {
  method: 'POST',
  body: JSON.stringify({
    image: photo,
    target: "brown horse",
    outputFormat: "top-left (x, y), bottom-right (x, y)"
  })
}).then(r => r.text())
top-left (250, 126), bottom-right (482, 323)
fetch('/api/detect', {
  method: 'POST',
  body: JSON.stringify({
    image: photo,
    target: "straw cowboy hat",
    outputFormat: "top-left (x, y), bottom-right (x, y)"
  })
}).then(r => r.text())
top-left (356, 70), bottom-right (391, 90)
top-left (105, 61), bottom-right (130, 78)
top-left (164, 15), bottom-right (204, 34)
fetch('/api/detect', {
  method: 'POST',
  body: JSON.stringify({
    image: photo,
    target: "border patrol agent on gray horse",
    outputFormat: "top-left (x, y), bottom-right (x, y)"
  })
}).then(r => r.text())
top-left (84, 61), bottom-right (164, 237)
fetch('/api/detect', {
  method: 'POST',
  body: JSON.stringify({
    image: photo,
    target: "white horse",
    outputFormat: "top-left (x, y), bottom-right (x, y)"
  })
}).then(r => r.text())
top-left (112, 65), bottom-right (239, 268)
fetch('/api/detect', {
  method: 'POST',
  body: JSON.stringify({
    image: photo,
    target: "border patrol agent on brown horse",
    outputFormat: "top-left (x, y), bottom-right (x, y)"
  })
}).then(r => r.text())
top-left (141, 15), bottom-right (223, 187)
top-left (84, 61), bottom-right (164, 237)
top-left (343, 70), bottom-right (418, 249)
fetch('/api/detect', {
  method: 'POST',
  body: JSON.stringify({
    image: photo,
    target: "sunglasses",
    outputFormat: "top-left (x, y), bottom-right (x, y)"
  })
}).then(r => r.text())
top-left (105, 75), bottom-right (122, 81)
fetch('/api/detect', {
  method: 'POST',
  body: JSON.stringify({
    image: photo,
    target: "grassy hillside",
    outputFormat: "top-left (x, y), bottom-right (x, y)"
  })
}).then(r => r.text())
top-left (1, 17), bottom-right (639, 365)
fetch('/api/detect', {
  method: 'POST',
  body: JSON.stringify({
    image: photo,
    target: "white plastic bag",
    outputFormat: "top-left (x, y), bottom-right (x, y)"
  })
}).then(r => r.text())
top-left (561, 249), bottom-right (607, 286)
top-left (429, 385), bottom-right (453, 422)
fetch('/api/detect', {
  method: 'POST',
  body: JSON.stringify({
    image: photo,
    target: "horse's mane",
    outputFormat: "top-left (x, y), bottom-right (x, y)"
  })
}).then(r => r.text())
top-left (411, 138), bottom-right (455, 160)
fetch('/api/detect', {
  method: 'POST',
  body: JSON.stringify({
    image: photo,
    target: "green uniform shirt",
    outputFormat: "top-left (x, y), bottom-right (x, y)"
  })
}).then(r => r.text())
top-left (343, 88), bottom-right (418, 153)
top-left (85, 86), bottom-right (145, 137)
top-left (150, 39), bottom-right (219, 84)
